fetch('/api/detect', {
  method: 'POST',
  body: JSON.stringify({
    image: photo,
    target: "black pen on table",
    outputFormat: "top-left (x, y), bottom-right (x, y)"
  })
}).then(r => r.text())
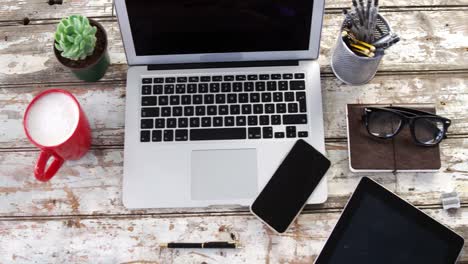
top-left (160, 241), bottom-right (242, 249)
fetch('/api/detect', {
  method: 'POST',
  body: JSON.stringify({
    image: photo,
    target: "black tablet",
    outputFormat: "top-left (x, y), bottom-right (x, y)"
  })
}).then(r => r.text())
top-left (315, 177), bottom-right (464, 264)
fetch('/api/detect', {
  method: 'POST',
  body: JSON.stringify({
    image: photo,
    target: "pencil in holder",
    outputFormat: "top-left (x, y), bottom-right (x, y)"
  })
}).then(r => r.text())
top-left (331, 14), bottom-right (391, 85)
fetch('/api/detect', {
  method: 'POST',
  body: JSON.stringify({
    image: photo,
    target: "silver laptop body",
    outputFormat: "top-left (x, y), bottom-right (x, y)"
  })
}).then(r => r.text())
top-left (115, 0), bottom-right (327, 208)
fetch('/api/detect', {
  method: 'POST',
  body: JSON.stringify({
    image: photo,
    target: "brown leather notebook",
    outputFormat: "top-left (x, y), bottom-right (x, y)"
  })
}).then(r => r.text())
top-left (347, 104), bottom-right (441, 172)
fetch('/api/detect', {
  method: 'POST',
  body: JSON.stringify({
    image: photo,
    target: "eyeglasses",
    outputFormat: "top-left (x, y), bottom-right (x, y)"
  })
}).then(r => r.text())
top-left (362, 106), bottom-right (451, 146)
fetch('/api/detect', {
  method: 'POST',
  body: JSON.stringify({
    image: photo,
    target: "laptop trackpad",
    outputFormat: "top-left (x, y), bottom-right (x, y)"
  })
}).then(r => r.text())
top-left (191, 149), bottom-right (258, 201)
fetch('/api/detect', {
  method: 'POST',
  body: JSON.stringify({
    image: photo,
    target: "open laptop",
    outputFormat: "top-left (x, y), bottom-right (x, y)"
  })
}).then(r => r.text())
top-left (115, 0), bottom-right (327, 208)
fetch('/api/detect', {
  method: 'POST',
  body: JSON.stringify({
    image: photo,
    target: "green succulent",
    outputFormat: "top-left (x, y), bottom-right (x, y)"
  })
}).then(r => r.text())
top-left (54, 15), bottom-right (97, 61)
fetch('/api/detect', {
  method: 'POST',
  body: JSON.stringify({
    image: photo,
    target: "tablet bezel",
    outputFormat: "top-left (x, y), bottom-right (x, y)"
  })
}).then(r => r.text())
top-left (314, 177), bottom-right (464, 264)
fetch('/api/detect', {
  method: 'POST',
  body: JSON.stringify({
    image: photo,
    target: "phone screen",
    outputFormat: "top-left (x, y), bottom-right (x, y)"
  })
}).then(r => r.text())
top-left (251, 139), bottom-right (331, 233)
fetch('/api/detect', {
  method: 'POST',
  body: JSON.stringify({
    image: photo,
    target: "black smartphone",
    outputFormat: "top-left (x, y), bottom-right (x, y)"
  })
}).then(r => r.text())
top-left (250, 139), bottom-right (331, 233)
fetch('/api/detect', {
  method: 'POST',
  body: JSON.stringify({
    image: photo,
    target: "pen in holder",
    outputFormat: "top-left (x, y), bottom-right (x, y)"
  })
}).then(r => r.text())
top-left (331, 14), bottom-right (391, 85)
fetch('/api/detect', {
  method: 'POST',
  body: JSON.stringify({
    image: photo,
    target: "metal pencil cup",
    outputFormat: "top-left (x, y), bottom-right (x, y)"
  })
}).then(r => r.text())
top-left (331, 15), bottom-right (391, 85)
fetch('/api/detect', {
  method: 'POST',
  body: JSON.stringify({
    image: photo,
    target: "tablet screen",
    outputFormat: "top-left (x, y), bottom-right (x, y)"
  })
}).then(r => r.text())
top-left (315, 178), bottom-right (464, 264)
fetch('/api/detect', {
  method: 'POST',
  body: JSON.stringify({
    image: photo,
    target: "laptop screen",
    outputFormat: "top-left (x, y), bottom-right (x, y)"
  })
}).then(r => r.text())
top-left (125, 0), bottom-right (314, 56)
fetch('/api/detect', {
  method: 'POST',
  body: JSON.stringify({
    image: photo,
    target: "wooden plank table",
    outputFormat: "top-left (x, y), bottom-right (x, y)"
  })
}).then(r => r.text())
top-left (0, 1), bottom-right (467, 263)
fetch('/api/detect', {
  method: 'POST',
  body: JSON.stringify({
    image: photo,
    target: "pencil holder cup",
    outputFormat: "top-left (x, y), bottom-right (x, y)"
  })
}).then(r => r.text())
top-left (331, 14), bottom-right (391, 85)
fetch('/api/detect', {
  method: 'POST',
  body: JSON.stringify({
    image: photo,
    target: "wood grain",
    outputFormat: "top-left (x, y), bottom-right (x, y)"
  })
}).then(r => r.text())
top-left (0, 208), bottom-right (466, 263)
top-left (0, 73), bottom-right (466, 148)
top-left (0, 138), bottom-right (466, 217)
top-left (1, 10), bottom-right (468, 85)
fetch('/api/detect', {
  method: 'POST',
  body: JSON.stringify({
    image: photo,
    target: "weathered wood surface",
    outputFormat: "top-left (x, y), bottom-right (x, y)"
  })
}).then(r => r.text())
top-left (0, 208), bottom-right (467, 263)
top-left (0, 138), bottom-right (466, 217)
top-left (1, 10), bottom-right (468, 85)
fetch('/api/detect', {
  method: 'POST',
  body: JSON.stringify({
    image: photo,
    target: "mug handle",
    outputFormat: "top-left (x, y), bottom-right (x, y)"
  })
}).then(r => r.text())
top-left (34, 151), bottom-right (64, 182)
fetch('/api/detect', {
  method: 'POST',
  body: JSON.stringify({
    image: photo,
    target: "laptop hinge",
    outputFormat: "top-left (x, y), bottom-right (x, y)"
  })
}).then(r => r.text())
top-left (147, 60), bottom-right (300, 71)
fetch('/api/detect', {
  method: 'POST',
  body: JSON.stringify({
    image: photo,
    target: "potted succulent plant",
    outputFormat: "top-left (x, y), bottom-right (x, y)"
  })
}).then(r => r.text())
top-left (54, 15), bottom-right (110, 82)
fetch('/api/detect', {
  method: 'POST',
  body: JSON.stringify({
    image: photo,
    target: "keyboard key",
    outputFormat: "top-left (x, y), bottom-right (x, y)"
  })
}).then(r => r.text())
top-left (263, 127), bottom-right (273, 138)
top-left (141, 107), bottom-right (159, 117)
top-left (297, 92), bottom-right (307, 112)
top-left (271, 115), bottom-right (281, 125)
top-left (152, 130), bottom-right (162, 142)
top-left (227, 94), bottom-right (237, 103)
top-left (167, 118), bottom-right (177, 128)
top-left (175, 129), bottom-right (188, 141)
top-left (189, 76), bottom-right (199, 82)
top-left (253, 104), bottom-right (263, 114)
top-left (202, 117), bottom-right (211, 127)
top-left (184, 106), bottom-right (194, 116)
top-left (170, 95), bottom-right (180, 105)
top-left (193, 95), bottom-right (203, 104)
top-left (178, 118), bottom-right (188, 128)
top-left (279, 81), bottom-right (288, 90)
top-left (221, 83), bottom-right (231, 92)
top-left (191, 128), bottom-right (247, 140)
top-left (236, 116), bottom-right (246, 126)
top-left (216, 94), bottom-right (226, 104)
top-left (248, 74), bottom-right (258, 80)
top-left (142, 96), bottom-right (157, 106)
top-left (212, 76), bottom-right (222, 81)
top-left (204, 94), bottom-right (214, 104)
top-left (294, 73), bottom-right (305, 79)
top-left (161, 107), bottom-right (171, 117)
top-left (275, 132), bottom-right (285, 138)
top-left (213, 117), bottom-right (223, 127)
top-left (141, 119), bottom-right (154, 129)
top-left (285, 92), bottom-right (295, 102)
top-left (182, 95), bottom-right (191, 105)
top-left (244, 82), bottom-right (254, 92)
top-left (273, 92), bottom-right (283, 102)
top-left (233, 82), bottom-right (243, 92)
top-left (298, 131), bottom-right (308, 138)
top-left (248, 116), bottom-right (258, 126)
top-left (248, 127), bottom-right (261, 139)
top-left (224, 75), bottom-right (234, 81)
top-left (250, 93), bottom-right (260, 103)
top-left (265, 104), bottom-right (275, 113)
top-left (164, 130), bottom-right (174, 141)
top-left (286, 126), bottom-right (296, 138)
top-left (155, 118), bottom-right (165, 128)
top-left (260, 115), bottom-right (269, 125)
top-left (141, 130), bottom-right (150, 142)
top-left (165, 77), bottom-right (176, 83)
top-left (288, 103), bottom-right (298, 113)
top-left (154, 77), bottom-right (164, 83)
top-left (283, 73), bottom-right (293, 79)
top-left (242, 104), bottom-right (252, 114)
top-left (219, 105), bottom-right (229, 115)
top-left (283, 114), bottom-right (307, 124)
top-left (142, 78), bottom-right (152, 84)
top-left (187, 84), bottom-right (197, 93)
top-left (267, 81), bottom-right (277, 91)
top-left (239, 93), bottom-right (249, 103)
top-left (173, 106), bottom-right (183, 116)
top-left (142, 85), bottom-right (152, 95)
top-left (201, 76), bottom-right (211, 82)
top-left (271, 74), bottom-right (281, 80)
top-left (236, 75), bottom-right (246, 81)
top-left (190, 117), bottom-right (200, 127)
top-left (260, 74), bottom-right (270, 80)
top-left (196, 106), bottom-right (206, 116)
top-left (177, 77), bottom-right (187, 83)
top-left (225, 116), bottom-right (235, 126)
top-left (277, 103), bottom-right (286, 113)
top-left (230, 105), bottom-right (240, 115)
top-left (290, 80), bottom-right (306, 90)
top-left (153, 85), bottom-right (163, 94)
top-left (198, 83), bottom-right (208, 93)
top-left (261, 92), bottom-right (272, 102)
top-left (164, 84), bottom-right (175, 94)
top-left (207, 105), bottom-right (217, 115)
top-left (210, 83), bottom-right (220, 93)
top-left (176, 84), bottom-right (186, 94)
top-left (255, 82), bottom-right (266, 91)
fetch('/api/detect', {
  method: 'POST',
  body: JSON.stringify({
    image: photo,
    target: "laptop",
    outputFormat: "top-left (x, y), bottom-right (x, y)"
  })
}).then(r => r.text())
top-left (115, 0), bottom-right (327, 208)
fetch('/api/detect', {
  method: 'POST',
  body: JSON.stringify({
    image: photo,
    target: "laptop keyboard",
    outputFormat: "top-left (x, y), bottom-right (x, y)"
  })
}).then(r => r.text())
top-left (139, 73), bottom-right (309, 142)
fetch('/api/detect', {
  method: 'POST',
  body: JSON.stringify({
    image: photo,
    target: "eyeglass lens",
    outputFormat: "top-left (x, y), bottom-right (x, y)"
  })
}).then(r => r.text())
top-left (367, 111), bottom-right (402, 138)
top-left (413, 118), bottom-right (445, 145)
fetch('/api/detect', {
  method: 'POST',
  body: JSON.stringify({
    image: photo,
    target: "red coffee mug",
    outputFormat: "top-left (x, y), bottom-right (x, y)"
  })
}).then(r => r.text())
top-left (23, 89), bottom-right (91, 182)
